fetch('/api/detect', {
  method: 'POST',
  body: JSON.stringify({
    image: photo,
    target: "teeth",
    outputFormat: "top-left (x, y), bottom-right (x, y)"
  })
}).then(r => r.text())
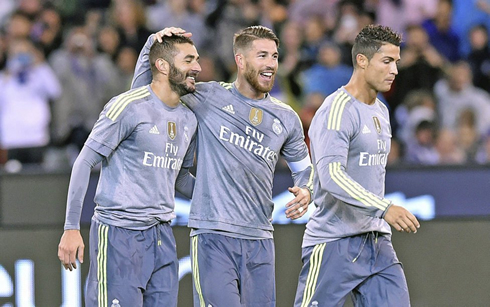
top-left (262, 72), bottom-right (272, 77)
top-left (187, 76), bottom-right (195, 80)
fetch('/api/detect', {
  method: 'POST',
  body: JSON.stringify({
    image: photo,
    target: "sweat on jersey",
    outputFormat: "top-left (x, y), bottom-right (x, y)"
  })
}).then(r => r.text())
top-left (303, 87), bottom-right (392, 248)
top-left (82, 85), bottom-right (197, 230)
top-left (132, 35), bottom-right (313, 239)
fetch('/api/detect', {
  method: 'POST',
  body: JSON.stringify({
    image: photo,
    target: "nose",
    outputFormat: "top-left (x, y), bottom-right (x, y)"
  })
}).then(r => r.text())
top-left (391, 62), bottom-right (398, 75)
top-left (193, 61), bottom-right (202, 73)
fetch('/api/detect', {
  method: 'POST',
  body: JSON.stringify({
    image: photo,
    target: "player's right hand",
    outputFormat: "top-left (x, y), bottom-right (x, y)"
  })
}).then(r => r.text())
top-left (383, 204), bottom-right (420, 233)
top-left (154, 27), bottom-right (192, 43)
top-left (58, 229), bottom-right (85, 271)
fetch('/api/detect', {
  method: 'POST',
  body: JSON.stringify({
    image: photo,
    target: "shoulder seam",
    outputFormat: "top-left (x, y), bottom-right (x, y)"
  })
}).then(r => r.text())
top-left (327, 91), bottom-right (350, 131)
top-left (106, 87), bottom-right (150, 121)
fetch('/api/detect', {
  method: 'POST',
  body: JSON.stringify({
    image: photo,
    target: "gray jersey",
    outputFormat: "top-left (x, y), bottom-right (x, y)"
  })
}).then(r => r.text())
top-left (303, 87), bottom-right (392, 247)
top-left (132, 35), bottom-right (312, 239)
top-left (86, 85), bottom-right (197, 230)
top-left (182, 82), bottom-right (310, 239)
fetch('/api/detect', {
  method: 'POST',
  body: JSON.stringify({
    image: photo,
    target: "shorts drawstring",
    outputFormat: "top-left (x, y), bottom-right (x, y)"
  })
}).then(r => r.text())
top-left (352, 232), bottom-right (378, 263)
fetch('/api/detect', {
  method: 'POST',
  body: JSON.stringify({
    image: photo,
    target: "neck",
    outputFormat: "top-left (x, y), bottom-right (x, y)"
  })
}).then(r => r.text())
top-left (234, 75), bottom-right (266, 100)
top-left (344, 72), bottom-right (378, 105)
top-left (150, 79), bottom-right (180, 108)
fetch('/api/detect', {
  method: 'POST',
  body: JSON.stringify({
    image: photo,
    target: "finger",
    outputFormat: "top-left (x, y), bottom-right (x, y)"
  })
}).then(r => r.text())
top-left (78, 245), bottom-right (84, 264)
top-left (407, 213), bottom-right (420, 230)
top-left (63, 253), bottom-right (73, 271)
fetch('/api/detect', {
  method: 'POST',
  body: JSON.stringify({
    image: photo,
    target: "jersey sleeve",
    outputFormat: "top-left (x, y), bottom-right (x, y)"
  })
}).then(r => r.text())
top-left (85, 92), bottom-right (140, 157)
top-left (131, 34), bottom-right (154, 89)
top-left (180, 82), bottom-right (214, 110)
top-left (311, 106), bottom-right (391, 218)
top-left (64, 146), bottom-right (104, 230)
top-left (280, 110), bottom-right (313, 190)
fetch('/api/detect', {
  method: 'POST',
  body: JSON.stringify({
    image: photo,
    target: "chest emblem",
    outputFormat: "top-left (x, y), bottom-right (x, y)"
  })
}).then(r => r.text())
top-left (249, 107), bottom-right (263, 126)
top-left (372, 117), bottom-right (381, 134)
top-left (272, 119), bottom-right (283, 135)
top-left (168, 121), bottom-right (177, 140)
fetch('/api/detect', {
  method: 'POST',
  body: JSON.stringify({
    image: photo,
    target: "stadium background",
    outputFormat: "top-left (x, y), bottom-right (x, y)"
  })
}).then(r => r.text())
top-left (2, 0), bottom-right (490, 306)
top-left (1, 165), bottom-right (490, 306)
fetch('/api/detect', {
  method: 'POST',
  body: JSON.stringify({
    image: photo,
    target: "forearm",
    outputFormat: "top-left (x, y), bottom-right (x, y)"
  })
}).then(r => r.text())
top-left (131, 34), bottom-right (154, 89)
top-left (64, 146), bottom-right (104, 230)
top-left (317, 158), bottom-right (390, 218)
top-left (175, 167), bottom-right (195, 199)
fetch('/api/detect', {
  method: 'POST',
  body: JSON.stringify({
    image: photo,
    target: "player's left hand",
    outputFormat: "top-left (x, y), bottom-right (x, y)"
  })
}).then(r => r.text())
top-left (154, 27), bottom-right (192, 43)
top-left (285, 186), bottom-right (310, 220)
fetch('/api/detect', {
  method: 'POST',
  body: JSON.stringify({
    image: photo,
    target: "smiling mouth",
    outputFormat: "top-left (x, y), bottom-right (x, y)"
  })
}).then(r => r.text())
top-left (260, 72), bottom-right (274, 80)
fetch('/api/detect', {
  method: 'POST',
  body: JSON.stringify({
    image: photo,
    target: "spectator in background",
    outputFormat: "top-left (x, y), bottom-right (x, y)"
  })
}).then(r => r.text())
top-left (277, 21), bottom-right (304, 105)
top-left (405, 120), bottom-right (440, 165)
top-left (456, 108), bottom-right (481, 162)
top-left (115, 46), bottom-right (138, 91)
top-left (421, 0), bottom-right (461, 63)
top-left (435, 128), bottom-right (466, 164)
top-left (434, 60), bottom-right (490, 137)
top-left (375, 0), bottom-right (437, 34)
top-left (0, 38), bottom-right (61, 165)
top-left (389, 24), bottom-right (445, 123)
top-left (145, 0), bottom-right (209, 49)
top-left (110, 0), bottom-right (152, 53)
top-left (301, 15), bottom-right (328, 69)
top-left (466, 24), bottom-right (490, 93)
top-left (31, 5), bottom-right (63, 57)
top-left (301, 41), bottom-right (352, 99)
top-left (97, 25), bottom-right (121, 61)
top-left (395, 89), bottom-right (438, 147)
top-left (5, 10), bottom-right (33, 40)
top-left (475, 129), bottom-right (490, 164)
top-left (49, 27), bottom-right (120, 156)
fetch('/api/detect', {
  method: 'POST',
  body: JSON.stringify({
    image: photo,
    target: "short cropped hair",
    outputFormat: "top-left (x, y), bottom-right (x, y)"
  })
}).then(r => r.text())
top-left (149, 35), bottom-right (195, 75)
top-left (351, 25), bottom-right (402, 67)
top-left (233, 25), bottom-right (279, 54)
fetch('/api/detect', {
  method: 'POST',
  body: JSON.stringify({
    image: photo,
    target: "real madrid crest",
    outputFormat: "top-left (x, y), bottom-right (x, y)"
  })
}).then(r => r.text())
top-left (272, 118), bottom-right (282, 135)
top-left (249, 107), bottom-right (263, 126)
top-left (372, 117), bottom-right (381, 134)
top-left (167, 121), bottom-right (177, 140)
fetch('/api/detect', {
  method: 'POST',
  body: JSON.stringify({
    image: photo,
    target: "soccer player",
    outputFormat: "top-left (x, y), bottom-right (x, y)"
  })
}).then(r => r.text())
top-left (132, 26), bottom-right (313, 306)
top-left (294, 25), bottom-right (421, 307)
top-left (57, 35), bottom-right (201, 307)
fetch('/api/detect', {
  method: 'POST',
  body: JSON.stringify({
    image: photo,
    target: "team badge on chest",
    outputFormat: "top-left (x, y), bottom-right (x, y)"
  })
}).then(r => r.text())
top-left (372, 117), bottom-right (381, 134)
top-left (168, 121), bottom-right (177, 140)
top-left (249, 107), bottom-right (263, 126)
top-left (272, 118), bottom-right (282, 135)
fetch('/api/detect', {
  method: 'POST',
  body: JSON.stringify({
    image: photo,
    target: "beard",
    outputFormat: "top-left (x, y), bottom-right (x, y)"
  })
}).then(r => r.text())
top-left (169, 64), bottom-right (195, 96)
top-left (244, 65), bottom-right (275, 94)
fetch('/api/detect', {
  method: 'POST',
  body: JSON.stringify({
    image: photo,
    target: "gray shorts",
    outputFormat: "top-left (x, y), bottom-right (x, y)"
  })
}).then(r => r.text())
top-left (85, 218), bottom-right (178, 307)
top-left (294, 232), bottom-right (410, 307)
top-left (191, 233), bottom-right (276, 307)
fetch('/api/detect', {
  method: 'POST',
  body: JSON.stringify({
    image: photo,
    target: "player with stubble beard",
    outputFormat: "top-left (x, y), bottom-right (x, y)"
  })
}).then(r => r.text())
top-left (132, 26), bottom-right (314, 307)
top-left (58, 35), bottom-right (200, 307)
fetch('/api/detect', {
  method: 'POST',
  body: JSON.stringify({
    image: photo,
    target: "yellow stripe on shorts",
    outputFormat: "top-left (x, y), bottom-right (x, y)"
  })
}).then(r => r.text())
top-left (191, 236), bottom-right (205, 307)
top-left (301, 243), bottom-right (326, 307)
top-left (97, 224), bottom-right (108, 307)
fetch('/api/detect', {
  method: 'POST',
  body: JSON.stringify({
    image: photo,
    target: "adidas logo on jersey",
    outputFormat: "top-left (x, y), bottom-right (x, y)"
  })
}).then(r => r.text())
top-left (362, 125), bottom-right (371, 134)
top-left (149, 125), bottom-right (160, 134)
top-left (222, 104), bottom-right (235, 114)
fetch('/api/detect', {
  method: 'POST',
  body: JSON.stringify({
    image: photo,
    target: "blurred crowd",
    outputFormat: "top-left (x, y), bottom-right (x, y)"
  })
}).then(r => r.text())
top-left (1, 0), bottom-right (490, 172)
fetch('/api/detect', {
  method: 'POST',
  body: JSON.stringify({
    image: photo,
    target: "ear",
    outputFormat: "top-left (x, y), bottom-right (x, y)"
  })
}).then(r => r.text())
top-left (235, 53), bottom-right (244, 70)
top-left (356, 54), bottom-right (368, 69)
top-left (155, 58), bottom-right (170, 75)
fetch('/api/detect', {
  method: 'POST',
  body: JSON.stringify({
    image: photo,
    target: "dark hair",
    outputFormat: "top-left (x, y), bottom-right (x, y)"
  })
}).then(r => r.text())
top-left (233, 25), bottom-right (279, 54)
top-left (149, 35), bottom-right (195, 75)
top-left (351, 24), bottom-right (402, 67)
